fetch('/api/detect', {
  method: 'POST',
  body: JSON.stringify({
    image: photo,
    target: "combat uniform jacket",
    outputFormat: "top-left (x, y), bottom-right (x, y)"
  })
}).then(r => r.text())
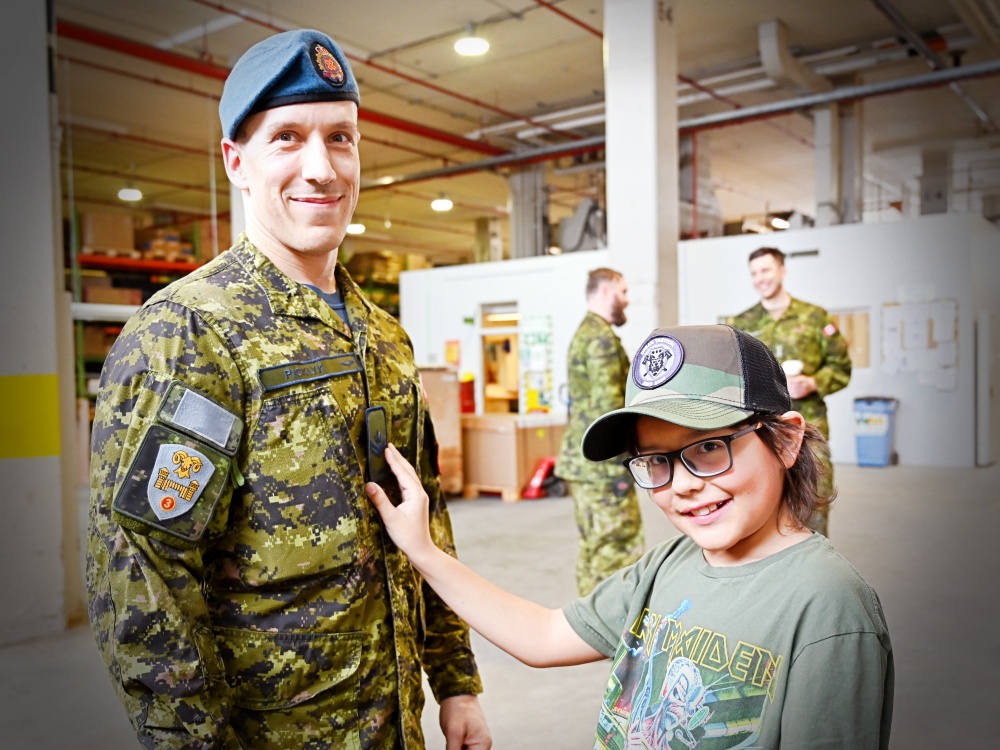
top-left (87, 236), bottom-right (481, 749)
top-left (556, 312), bottom-right (631, 481)
top-left (728, 297), bottom-right (852, 435)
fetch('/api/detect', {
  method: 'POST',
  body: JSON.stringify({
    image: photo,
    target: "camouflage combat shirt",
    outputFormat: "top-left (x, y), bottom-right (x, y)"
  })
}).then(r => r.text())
top-left (556, 312), bottom-right (632, 481)
top-left (728, 297), bottom-right (852, 428)
top-left (87, 235), bottom-right (481, 749)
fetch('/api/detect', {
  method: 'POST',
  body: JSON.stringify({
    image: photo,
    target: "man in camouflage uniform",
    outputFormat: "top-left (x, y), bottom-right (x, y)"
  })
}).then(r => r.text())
top-left (728, 246), bottom-right (852, 536)
top-left (86, 30), bottom-right (490, 749)
top-left (555, 268), bottom-right (644, 596)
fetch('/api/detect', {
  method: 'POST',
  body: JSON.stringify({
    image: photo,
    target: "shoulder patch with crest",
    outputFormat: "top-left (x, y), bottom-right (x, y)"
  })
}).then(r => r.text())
top-left (113, 381), bottom-right (241, 547)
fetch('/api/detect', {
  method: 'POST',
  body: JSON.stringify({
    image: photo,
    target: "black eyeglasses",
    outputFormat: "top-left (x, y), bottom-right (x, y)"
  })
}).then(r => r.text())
top-left (623, 422), bottom-right (762, 489)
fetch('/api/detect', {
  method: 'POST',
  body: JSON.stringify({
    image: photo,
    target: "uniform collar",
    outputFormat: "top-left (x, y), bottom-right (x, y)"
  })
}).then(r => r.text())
top-left (230, 234), bottom-right (377, 331)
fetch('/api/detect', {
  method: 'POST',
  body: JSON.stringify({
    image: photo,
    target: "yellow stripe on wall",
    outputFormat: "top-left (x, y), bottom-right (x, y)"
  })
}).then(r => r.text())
top-left (0, 373), bottom-right (62, 459)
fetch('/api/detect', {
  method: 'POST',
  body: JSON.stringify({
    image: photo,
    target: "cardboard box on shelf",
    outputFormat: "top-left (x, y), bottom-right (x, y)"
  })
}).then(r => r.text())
top-left (187, 219), bottom-right (231, 261)
top-left (81, 325), bottom-right (114, 358)
top-left (82, 286), bottom-right (143, 305)
top-left (346, 251), bottom-right (404, 285)
top-left (81, 210), bottom-right (136, 256)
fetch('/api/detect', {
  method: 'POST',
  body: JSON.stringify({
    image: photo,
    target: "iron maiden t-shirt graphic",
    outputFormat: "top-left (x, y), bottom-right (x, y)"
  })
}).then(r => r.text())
top-left (595, 599), bottom-right (782, 749)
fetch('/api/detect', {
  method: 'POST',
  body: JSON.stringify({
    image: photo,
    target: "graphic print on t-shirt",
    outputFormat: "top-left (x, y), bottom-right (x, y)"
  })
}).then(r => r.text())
top-left (595, 600), bottom-right (784, 749)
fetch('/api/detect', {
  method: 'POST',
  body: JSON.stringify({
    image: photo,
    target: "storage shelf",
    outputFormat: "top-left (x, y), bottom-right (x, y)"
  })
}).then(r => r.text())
top-left (77, 254), bottom-right (201, 274)
top-left (72, 302), bottom-right (139, 322)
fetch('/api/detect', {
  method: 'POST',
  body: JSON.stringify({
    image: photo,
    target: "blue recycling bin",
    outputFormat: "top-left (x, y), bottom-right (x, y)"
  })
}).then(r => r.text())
top-left (853, 397), bottom-right (899, 467)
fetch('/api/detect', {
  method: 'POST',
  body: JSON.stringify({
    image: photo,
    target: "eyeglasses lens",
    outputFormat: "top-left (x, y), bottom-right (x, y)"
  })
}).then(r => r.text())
top-left (681, 439), bottom-right (731, 476)
top-left (629, 438), bottom-right (733, 488)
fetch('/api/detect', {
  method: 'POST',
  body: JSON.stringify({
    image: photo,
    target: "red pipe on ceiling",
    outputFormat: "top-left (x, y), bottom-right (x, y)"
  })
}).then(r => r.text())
top-left (186, 0), bottom-right (575, 139)
top-left (55, 19), bottom-right (507, 157)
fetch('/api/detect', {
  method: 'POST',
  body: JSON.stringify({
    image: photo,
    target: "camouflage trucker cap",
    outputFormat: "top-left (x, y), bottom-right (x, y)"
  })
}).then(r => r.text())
top-left (581, 325), bottom-right (791, 461)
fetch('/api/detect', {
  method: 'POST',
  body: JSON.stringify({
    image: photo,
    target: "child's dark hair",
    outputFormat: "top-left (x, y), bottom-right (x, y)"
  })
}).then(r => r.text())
top-left (625, 412), bottom-right (834, 528)
top-left (751, 413), bottom-right (835, 527)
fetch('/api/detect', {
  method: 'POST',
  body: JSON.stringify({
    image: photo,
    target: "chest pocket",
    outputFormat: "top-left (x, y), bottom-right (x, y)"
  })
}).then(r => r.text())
top-left (239, 375), bottom-right (367, 577)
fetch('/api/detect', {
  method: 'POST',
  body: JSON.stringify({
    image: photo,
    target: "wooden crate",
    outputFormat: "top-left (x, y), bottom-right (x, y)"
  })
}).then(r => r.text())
top-left (461, 413), bottom-right (565, 501)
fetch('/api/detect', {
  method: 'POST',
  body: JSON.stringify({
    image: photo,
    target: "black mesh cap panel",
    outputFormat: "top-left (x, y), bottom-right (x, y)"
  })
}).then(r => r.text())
top-left (728, 326), bottom-right (792, 414)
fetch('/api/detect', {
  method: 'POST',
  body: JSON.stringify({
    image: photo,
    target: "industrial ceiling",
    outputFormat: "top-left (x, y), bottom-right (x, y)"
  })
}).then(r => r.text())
top-left (53, 0), bottom-right (1000, 265)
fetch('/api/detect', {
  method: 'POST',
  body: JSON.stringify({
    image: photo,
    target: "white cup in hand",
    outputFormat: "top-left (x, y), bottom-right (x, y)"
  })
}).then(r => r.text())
top-left (781, 359), bottom-right (804, 377)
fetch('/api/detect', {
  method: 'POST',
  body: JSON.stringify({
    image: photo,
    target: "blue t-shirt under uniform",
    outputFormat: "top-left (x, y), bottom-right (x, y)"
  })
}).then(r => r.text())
top-left (563, 533), bottom-right (893, 749)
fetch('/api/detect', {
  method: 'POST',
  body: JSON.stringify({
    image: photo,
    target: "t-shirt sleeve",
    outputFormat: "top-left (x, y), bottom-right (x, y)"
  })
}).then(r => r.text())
top-left (779, 631), bottom-right (894, 749)
top-left (563, 541), bottom-right (681, 657)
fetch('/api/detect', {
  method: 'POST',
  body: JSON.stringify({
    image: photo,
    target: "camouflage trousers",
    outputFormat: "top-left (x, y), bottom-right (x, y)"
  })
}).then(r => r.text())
top-left (567, 478), bottom-right (644, 596)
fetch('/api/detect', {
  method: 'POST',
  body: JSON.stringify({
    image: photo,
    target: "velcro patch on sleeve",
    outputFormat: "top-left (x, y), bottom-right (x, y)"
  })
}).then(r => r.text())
top-left (158, 381), bottom-right (241, 455)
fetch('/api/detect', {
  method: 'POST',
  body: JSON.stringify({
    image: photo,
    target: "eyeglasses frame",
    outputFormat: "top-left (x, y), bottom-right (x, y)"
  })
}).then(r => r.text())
top-left (623, 421), bottom-right (763, 489)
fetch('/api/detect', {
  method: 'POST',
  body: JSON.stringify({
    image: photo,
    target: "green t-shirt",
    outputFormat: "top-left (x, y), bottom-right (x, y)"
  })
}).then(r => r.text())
top-left (564, 534), bottom-right (893, 749)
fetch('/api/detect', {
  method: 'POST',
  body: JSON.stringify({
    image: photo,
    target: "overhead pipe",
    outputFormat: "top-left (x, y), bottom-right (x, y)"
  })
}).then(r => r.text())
top-left (63, 78), bottom-right (455, 165)
top-left (531, 0), bottom-right (813, 147)
top-left (870, 0), bottom-right (997, 131)
top-left (187, 0), bottom-right (575, 139)
top-left (66, 122), bottom-right (217, 159)
top-left (678, 56), bottom-right (1000, 132)
top-left (64, 163), bottom-right (223, 195)
top-left (55, 19), bottom-right (507, 157)
top-left (60, 54), bottom-right (221, 100)
top-left (363, 57), bottom-right (1000, 189)
top-left (362, 135), bottom-right (606, 190)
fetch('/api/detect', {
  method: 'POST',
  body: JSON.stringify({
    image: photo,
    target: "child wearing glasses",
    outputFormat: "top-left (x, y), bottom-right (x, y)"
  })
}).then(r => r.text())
top-left (367, 324), bottom-right (893, 749)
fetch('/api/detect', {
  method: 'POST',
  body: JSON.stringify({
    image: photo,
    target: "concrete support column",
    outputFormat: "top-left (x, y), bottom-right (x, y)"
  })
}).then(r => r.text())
top-left (0, 1), bottom-right (71, 644)
top-left (839, 97), bottom-right (864, 223)
top-left (920, 149), bottom-right (951, 215)
top-left (474, 217), bottom-right (503, 263)
top-left (814, 106), bottom-right (841, 226)
top-left (604, 0), bottom-right (679, 353)
top-left (814, 94), bottom-right (863, 226)
top-left (507, 165), bottom-right (547, 258)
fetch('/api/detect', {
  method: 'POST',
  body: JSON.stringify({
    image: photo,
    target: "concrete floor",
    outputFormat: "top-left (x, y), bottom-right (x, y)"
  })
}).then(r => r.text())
top-left (1, 462), bottom-right (997, 748)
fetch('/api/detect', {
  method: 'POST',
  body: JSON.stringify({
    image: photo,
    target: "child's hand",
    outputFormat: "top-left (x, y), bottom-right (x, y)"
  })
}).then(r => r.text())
top-left (365, 443), bottom-right (433, 559)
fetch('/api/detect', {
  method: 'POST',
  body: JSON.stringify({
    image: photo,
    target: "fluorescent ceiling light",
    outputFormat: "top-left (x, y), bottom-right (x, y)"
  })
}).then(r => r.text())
top-left (431, 196), bottom-right (454, 212)
top-left (455, 24), bottom-right (489, 56)
top-left (117, 187), bottom-right (142, 202)
top-left (770, 216), bottom-right (791, 230)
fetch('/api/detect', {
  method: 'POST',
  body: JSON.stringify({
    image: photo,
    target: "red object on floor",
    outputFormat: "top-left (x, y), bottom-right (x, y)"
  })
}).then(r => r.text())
top-left (522, 456), bottom-right (558, 499)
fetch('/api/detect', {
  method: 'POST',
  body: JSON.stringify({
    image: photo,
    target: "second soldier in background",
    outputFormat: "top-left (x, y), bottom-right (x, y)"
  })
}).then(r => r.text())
top-left (556, 268), bottom-right (644, 595)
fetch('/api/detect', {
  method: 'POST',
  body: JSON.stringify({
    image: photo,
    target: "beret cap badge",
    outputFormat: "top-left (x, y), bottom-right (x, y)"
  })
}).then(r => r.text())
top-left (313, 42), bottom-right (346, 86)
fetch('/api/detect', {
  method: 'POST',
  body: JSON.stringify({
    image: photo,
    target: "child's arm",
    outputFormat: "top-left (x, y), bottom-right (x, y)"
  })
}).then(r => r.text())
top-left (366, 443), bottom-right (605, 668)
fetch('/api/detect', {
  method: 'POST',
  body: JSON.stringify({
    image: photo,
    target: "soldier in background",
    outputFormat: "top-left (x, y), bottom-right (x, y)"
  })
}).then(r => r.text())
top-left (86, 30), bottom-right (490, 749)
top-left (556, 268), bottom-right (644, 595)
top-left (728, 246), bottom-right (852, 536)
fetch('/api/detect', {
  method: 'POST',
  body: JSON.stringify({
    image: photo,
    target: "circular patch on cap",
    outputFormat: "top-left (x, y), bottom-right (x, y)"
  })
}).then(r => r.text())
top-left (312, 42), bottom-right (346, 86)
top-left (632, 335), bottom-right (684, 390)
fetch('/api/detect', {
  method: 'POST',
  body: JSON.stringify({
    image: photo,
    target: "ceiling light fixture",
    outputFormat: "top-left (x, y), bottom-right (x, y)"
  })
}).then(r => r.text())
top-left (117, 185), bottom-right (142, 202)
top-left (346, 222), bottom-right (366, 235)
top-left (454, 24), bottom-right (489, 56)
top-left (431, 194), bottom-right (454, 212)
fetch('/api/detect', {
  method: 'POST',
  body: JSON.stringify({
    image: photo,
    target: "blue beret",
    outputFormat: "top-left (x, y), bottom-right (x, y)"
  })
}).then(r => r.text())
top-left (220, 29), bottom-right (360, 140)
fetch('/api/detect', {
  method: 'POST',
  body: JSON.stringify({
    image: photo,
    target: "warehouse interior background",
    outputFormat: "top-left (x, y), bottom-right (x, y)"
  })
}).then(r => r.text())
top-left (1, 0), bottom-right (999, 746)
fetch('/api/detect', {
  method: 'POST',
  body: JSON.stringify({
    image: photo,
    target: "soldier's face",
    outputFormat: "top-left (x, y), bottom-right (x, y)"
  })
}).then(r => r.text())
top-left (224, 101), bottom-right (361, 257)
top-left (749, 255), bottom-right (786, 301)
